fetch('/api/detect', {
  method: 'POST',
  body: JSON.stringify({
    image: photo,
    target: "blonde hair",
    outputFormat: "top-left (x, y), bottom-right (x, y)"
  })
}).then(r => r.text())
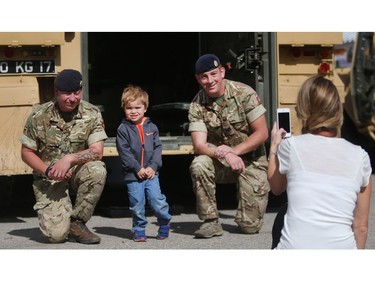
top-left (296, 75), bottom-right (343, 136)
top-left (120, 85), bottom-right (149, 109)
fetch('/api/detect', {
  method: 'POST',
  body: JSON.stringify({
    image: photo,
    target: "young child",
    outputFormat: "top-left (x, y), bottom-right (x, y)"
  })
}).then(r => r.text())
top-left (116, 85), bottom-right (172, 242)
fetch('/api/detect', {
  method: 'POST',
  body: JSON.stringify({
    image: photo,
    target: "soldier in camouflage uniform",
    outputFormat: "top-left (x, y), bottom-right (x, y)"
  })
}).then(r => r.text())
top-left (189, 54), bottom-right (270, 238)
top-left (20, 69), bottom-right (107, 244)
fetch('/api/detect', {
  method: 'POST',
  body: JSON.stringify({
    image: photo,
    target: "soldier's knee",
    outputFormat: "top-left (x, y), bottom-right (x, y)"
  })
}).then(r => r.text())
top-left (238, 219), bottom-right (263, 234)
top-left (82, 161), bottom-right (107, 180)
top-left (86, 161), bottom-right (106, 172)
top-left (45, 227), bottom-right (70, 243)
top-left (240, 225), bottom-right (261, 234)
top-left (190, 155), bottom-right (211, 175)
top-left (48, 234), bottom-right (68, 243)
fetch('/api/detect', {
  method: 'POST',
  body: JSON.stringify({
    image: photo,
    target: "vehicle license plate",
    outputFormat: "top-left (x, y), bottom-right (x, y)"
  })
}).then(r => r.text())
top-left (0, 60), bottom-right (55, 74)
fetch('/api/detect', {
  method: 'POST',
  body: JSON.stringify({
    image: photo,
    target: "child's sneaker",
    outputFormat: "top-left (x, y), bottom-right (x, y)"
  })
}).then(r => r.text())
top-left (157, 223), bottom-right (170, 240)
top-left (133, 230), bottom-right (147, 242)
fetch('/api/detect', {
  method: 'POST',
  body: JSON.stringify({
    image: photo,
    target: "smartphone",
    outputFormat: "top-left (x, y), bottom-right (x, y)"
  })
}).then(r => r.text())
top-left (277, 108), bottom-right (291, 138)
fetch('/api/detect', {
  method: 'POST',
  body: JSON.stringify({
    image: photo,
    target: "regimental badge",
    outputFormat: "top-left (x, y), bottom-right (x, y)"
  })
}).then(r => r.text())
top-left (213, 60), bottom-right (218, 67)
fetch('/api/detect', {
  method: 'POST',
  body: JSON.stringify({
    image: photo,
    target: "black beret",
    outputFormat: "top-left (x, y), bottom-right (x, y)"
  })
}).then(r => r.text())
top-left (54, 69), bottom-right (83, 92)
top-left (195, 54), bottom-right (221, 74)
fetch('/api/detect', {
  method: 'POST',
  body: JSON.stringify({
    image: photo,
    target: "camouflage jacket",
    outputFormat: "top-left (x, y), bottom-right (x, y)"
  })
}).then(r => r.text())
top-left (20, 100), bottom-right (108, 168)
top-left (188, 79), bottom-right (267, 159)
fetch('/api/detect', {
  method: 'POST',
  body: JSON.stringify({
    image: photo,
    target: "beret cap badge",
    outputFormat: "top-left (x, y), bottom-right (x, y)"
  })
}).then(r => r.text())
top-left (54, 69), bottom-right (83, 92)
top-left (195, 54), bottom-right (221, 74)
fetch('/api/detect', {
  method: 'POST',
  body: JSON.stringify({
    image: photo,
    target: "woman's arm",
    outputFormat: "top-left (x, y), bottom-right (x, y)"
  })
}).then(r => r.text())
top-left (353, 177), bottom-right (372, 249)
top-left (267, 122), bottom-right (287, 195)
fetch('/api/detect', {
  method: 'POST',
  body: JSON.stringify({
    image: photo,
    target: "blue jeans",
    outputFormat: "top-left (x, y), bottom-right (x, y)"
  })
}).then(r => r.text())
top-left (126, 175), bottom-right (171, 232)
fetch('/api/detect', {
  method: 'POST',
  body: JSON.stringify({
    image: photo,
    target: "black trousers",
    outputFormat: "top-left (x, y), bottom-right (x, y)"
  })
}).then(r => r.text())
top-left (271, 202), bottom-right (288, 249)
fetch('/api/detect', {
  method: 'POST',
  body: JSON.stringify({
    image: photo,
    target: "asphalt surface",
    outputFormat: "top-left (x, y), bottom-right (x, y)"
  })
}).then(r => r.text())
top-left (1, 175), bottom-right (374, 281)
top-left (1, 175), bottom-right (374, 250)
top-left (1, 209), bottom-right (275, 250)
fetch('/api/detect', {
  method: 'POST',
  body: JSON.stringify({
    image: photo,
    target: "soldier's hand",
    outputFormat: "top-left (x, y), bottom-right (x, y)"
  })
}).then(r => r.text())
top-left (224, 153), bottom-right (245, 173)
top-left (214, 145), bottom-right (234, 159)
top-left (49, 155), bottom-right (73, 181)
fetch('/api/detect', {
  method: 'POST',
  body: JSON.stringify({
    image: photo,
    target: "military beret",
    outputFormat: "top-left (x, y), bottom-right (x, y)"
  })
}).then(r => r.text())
top-left (195, 54), bottom-right (221, 74)
top-left (54, 69), bottom-right (83, 92)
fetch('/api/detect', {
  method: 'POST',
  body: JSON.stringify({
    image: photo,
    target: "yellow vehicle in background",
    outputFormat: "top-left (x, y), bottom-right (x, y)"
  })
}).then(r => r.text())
top-left (0, 32), bottom-right (83, 177)
top-left (0, 32), bottom-right (372, 211)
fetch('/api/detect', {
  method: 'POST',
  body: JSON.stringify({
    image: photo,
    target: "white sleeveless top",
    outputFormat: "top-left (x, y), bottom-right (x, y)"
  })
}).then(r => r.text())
top-left (276, 134), bottom-right (372, 249)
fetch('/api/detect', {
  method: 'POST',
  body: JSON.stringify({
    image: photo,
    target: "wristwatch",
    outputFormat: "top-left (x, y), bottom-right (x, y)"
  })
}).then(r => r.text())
top-left (44, 165), bottom-right (53, 179)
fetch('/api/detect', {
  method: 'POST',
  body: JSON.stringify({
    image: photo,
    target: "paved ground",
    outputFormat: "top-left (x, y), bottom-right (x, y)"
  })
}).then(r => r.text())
top-left (1, 175), bottom-right (375, 250)
top-left (1, 175), bottom-right (374, 280)
top-left (1, 207), bottom-right (277, 249)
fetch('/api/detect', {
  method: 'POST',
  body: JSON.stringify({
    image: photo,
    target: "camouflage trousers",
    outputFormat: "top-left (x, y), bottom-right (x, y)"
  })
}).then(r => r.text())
top-left (189, 155), bottom-right (270, 234)
top-left (32, 161), bottom-right (107, 243)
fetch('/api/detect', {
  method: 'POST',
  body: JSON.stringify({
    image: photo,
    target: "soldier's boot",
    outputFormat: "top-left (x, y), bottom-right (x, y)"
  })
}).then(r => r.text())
top-left (194, 219), bottom-right (223, 238)
top-left (69, 219), bottom-right (101, 244)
